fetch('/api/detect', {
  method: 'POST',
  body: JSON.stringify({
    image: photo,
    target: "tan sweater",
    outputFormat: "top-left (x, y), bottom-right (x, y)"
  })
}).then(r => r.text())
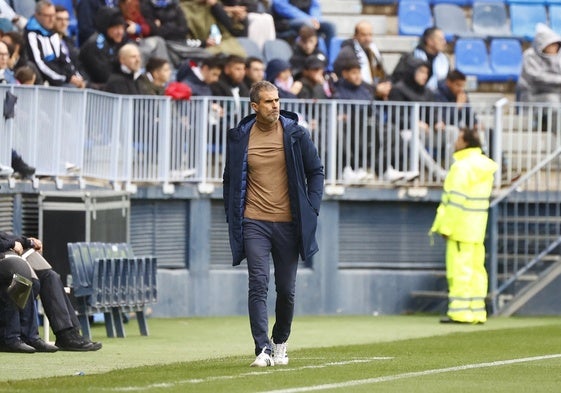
top-left (244, 121), bottom-right (292, 222)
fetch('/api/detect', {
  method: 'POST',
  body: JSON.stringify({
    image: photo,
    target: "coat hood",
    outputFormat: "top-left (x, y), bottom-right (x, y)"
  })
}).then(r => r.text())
top-left (533, 23), bottom-right (561, 55)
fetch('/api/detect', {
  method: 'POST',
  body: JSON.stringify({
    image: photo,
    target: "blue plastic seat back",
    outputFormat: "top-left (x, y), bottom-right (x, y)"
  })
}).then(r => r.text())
top-left (510, 4), bottom-right (547, 40)
top-left (433, 3), bottom-right (472, 41)
top-left (398, 0), bottom-right (433, 36)
top-left (454, 38), bottom-right (494, 80)
top-left (263, 39), bottom-right (293, 63)
top-left (67, 242), bottom-right (92, 296)
top-left (550, 5), bottom-right (561, 35)
top-left (327, 36), bottom-right (345, 72)
top-left (472, 1), bottom-right (511, 37)
top-left (490, 38), bottom-right (523, 80)
top-left (431, 0), bottom-right (473, 5)
top-left (237, 37), bottom-right (263, 60)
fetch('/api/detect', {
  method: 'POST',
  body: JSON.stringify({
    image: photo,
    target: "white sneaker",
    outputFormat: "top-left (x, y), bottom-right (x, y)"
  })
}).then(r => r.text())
top-left (272, 340), bottom-right (289, 365)
top-left (383, 166), bottom-right (405, 183)
top-left (250, 348), bottom-right (274, 367)
top-left (0, 164), bottom-right (13, 177)
top-left (404, 171), bottom-right (420, 182)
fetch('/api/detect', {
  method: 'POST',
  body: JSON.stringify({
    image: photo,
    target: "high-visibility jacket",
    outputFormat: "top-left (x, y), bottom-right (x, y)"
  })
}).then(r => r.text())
top-left (431, 147), bottom-right (497, 244)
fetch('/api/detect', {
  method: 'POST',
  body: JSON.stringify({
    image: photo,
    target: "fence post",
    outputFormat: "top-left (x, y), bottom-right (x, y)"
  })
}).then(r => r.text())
top-left (324, 100), bottom-right (343, 195)
top-left (197, 97), bottom-right (213, 194)
top-left (493, 97), bottom-right (508, 189)
top-left (411, 103), bottom-right (420, 174)
top-left (487, 203), bottom-right (500, 315)
top-left (159, 97), bottom-right (174, 194)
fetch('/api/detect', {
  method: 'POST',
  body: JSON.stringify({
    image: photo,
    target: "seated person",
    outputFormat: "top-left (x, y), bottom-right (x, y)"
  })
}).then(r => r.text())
top-left (24, 1), bottom-right (85, 88)
top-left (210, 54), bottom-right (249, 98)
top-left (140, 0), bottom-right (210, 67)
top-left (1, 31), bottom-right (42, 84)
top-left (179, 0), bottom-right (246, 58)
top-left (265, 58), bottom-right (302, 98)
top-left (296, 55), bottom-right (330, 99)
top-left (105, 43), bottom-right (144, 95)
top-left (0, 232), bottom-right (101, 352)
top-left (76, 0), bottom-right (118, 46)
top-left (177, 55), bottom-right (222, 96)
top-left (79, 7), bottom-right (127, 87)
top-left (138, 56), bottom-right (172, 95)
top-left (289, 25), bottom-right (327, 80)
top-left (271, 0), bottom-right (335, 49)
top-left (221, 0), bottom-right (276, 50)
top-left (243, 56), bottom-right (264, 90)
top-left (0, 41), bottom-right (16, 84)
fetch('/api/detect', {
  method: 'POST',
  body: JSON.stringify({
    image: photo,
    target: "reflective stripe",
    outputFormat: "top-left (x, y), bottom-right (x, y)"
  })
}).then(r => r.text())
top-left (444, 200), bottom-right (489, 212)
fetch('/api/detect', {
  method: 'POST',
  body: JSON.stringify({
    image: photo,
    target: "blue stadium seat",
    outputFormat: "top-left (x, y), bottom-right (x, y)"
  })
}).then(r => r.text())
top-left (433, 3), bottom-right (472, 42)
top-left (236, 37), bottom-right (263, 60)
top-left (504, 0), bottom-right (546, 4)
top-left (509, 4), bottom-right (547, 40)
top-left (550, 5), bottom-right (561, 35)
top-left (489, 38), bottom-right (523, 81)
top-left (398, 0), bottom-right (433, 36)
top-left (454, 38), bottom-right (495, 81)
top-left (262, 39), bottom-right (294, 62)
top-left (472, 1), bottom-right (511, 38)
top-left (362, 0), bottom-right (397, 4)
top-left (327, 36), bottom-right (345, 72)
top-left (431, 0), bottom-right (473, 6)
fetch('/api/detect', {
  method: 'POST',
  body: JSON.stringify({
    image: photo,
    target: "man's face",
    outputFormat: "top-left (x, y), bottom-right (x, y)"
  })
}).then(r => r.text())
top-left (153, 62), bottom-right (172, 85)
top-left (251, 88), bottom-right (280, 124)
top-left (36, 5), bottom-right (56, 30)
top-left (107, 25), bottom-right (125, 43)
top-left (54, 10), bottom-right (70, 35)
top-left (202, 66), bottom-right (221, 84)
top-left (121, 47), bottom-right (141, 72)
top-left (355, 24), bottom-right (373, 48)
top-left (0, 42), bottom-right (9, 70)
top-left (299, 36), bottom-right (318, 55)
top-left (225, 62), bottom-right (246, 84)
top-left (245, 61), bottom-right (265, 83)
top-left (446, 78), bottom-right (466, 97)
top-left (342, 67), bottom-right (362, 86)
top-left (427, 29), bottom-right (446, 54)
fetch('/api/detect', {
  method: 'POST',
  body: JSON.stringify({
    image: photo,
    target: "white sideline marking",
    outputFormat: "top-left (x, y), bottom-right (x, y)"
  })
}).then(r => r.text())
top-left (106, 358), bottom-right (393, 392)
top-left (261, 354), bottom-right (561, 393)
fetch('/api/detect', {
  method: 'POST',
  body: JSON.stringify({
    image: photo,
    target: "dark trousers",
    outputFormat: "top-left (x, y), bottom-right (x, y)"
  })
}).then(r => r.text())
top-left (36, 269), bottom-right (80, 335)
top-left (0, 279), bottom-right (40, 345)
top-left (243, 218), bottom-right (299, 356)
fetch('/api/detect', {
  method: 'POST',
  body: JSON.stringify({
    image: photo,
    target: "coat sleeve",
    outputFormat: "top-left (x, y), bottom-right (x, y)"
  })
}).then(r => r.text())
top-left (300, 130), bottom-right (324, 213)
top-left (430, 162), bottom-right (468, 237)
top-left (272, 0), bottom-right (312, 20)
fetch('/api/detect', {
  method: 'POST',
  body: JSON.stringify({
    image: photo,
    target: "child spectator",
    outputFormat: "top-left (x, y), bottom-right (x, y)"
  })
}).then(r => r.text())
top-left (14, 65), bottom-right (36, 85)
top-left (265, 58), bottom-right (301, 98)
top-left (289, 25), bottom-right (327, 80)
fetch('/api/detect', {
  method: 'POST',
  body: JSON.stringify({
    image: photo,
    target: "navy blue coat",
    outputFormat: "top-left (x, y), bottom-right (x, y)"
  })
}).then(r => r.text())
top-left (223, 110), bottom-right (324, 266)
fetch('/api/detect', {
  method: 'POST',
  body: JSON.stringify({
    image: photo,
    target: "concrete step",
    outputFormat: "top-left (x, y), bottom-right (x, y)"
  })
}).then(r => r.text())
top-left (319, 0), bottom-right (363, 15)
top-left (373, 35), bottom-right (418, 52)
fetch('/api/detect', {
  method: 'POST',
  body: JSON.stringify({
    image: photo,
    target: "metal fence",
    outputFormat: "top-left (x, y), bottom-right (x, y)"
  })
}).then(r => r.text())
top-left (0, 85), bottom-right (559, 192)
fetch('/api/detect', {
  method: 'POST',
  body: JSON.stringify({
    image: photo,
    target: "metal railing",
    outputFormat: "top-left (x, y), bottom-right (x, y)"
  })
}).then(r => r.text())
top-left (0, 85), bottom-right (560, 193)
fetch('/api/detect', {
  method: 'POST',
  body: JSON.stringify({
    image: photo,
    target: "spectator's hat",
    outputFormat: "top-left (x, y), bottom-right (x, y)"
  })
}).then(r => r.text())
top-left (95, 7), bottom-right (126, 33)
top-left (304, 55), bottom-right (326, 70)
top-left (265, 59), bottom-right (291, 82)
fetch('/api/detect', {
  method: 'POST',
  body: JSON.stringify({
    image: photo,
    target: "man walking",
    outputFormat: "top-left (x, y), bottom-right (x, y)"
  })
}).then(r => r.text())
top-left (430, 128), bottom-right (497, 324)
top-left (223, 80), bottom-right (324, 367)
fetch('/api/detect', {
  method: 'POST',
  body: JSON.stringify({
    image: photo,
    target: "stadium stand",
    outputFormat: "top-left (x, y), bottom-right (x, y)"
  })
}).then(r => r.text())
top-left (430, 0), bottom-right (473, 6)
top-left (489, 38), bottom-right (523, 81)
top-left (433, 3), bottom-right (472, 42)
top-left (472, 0), bottom-right (512, 38)
top-left (397, 0), bottom-right (433, 36)
top-left (509, 3), bottom-right (548, 41)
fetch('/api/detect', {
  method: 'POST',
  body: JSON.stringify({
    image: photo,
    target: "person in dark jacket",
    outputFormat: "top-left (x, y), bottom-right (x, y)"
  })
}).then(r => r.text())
top-left (223, 80), bottom-right (324, 367)
top-left (79, 6), bottom-right (128, 87)
top-left (296, 54), bottom-right (330, 99)
top-left (178, 55), bottom-right (222, 96)
top-left (76, 0), bottom-right (118, 46)
top-left (105, 43), bottom-right (144, 94)
top-left (24, 0), bottom-right (85, 87)
top-left (289, 24), bottom-right (327, 80)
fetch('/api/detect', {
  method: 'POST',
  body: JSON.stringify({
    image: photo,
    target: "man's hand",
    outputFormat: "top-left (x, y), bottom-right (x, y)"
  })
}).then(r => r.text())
top-left (29, 237), bottom-right (43, 252)
top-left (70, 75), bottom-right (86, 89)
top-left (13, 241), bottom-right (23, 255)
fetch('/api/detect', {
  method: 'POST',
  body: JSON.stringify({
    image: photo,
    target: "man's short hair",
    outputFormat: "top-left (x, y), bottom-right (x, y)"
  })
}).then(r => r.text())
top-left (249, 80), bottom-right (277, 104)
top-left (36, 0), bottom-right (54, 14)
top-left (298, 25), bottom-right (317, 42)
top-left (145, 57), bottom-right (168, 74)
top-left (461, 127), bottom-right (482, 149)
top-left (201, 55), bottom-right (222, 70)
top-left (15, 66), bottom-right (37, 84)
top-left (245, 56), bottom-right (264, 68)
top-left (54, 4), bottom-right (68, 13)
top-left (447, 69), bottom-right (466, 82)
top-left (421, 27), bottom-right (440, 45)
top-left (225, 54), bottom-right (246, 66)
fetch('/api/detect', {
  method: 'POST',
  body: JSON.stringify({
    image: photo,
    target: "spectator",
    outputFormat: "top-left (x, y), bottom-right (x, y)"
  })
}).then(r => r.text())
top-left (221, 0), bottom-right (276, 50)
top-left (53, 5), bottom-right (89, 81)
top-left (179, 0), bottom-right (246, 58)
top-left (0, 232), bottom-right (102, 351)
top-left (333, 20), bottom-right (391, 100)
top-left (15, 65), bottom-right (37, 84)
top-left (243, 55), bottom-right (264, 90)
top-left (296, 54), bottom-right (330, 99)
top-left (118, 0), bottom-right (171, 65)
top-left (177, 55), bottom-right (222, 96)
top-left (24, 0), bottom-right (86, 88)
top-left (140, 0), bottom-right (210, 68)
top-left (517, 23), bottom-right (561, 105)
top-left (76, 0), bottom-right (118, 46)
top-left (265, 58), bottom-right (302, 98)
top-left (0, 41), bottom-right (16, 84)
top-left (138, 56), bottom-right (172, 95)
top-left (1, 31), bottom-right (41, 83)
top-left (210, 54), bottom-right (249, 98)
top-left (389, 55), bottom-right (446, 181)
top-left (271, 0), bottom-right (336, 49)
top-left (0, 0), bottom-right (28, 31)
top-left (79, 7), bottom-right (127, 87)
top-left (289, 24), bottom-right (327, 80)
top-left (105, 43), bottom-right (144, 94)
